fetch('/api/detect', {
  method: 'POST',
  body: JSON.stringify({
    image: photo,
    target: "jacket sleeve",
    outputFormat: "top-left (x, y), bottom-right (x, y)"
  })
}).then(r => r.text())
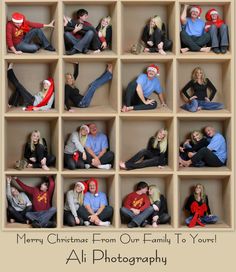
top-left (47, 176), bottom-right (55, 201)
top-left (206, 78), bottom-right (217, 101)
top-left (105, 26), bottom-right (112, 47)
top-left (6, 22), bottom-right (14, 48)
top-left (64, 20), bottom-right (76, 32)
top-left (182, 80), bottom-right (194, 100)
top-left (205, 196), bottom-right (211, 214)
top-left (141, 25), bottom-right (149, 43)
top-left (123, 194), bottom-right (132, 209)
top-left (24, 143), bottom-right (32, 160)
top-left (66, 191), bottom-right (78, 219)
top-left (71, 132), bottom-right (85, 153)
top-left (147, 137), bottom-right (154, 150)
top-left (73, 63), bottom-right (79, 80)
top-left (191, 138), bottom-right (208, 152)
top-left (27, 20), bottom-right (44, 29)
top-left (38, 93), bottom-right (54, 111)
top-left (184, 195), bottom-right (193, 212)
top-left (15, 178), bottom-right (34, 195)
top-left (6, 183), bottom-right (13, 202)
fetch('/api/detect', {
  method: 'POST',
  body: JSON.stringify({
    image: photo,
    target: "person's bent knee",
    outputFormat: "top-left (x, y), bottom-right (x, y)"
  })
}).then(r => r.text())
top-left (86, 30), bottom-right (94, 37)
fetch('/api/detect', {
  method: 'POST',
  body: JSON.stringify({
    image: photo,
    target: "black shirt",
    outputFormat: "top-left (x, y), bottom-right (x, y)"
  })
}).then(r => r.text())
top-left (185, 194), bottom-right (211, 216)
top-left (147, 137), bottom-right (168, 166)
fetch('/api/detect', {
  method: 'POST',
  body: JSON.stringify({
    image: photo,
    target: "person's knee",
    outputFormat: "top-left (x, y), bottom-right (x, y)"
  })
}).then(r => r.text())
top-left (220, 24), bottom-right (228, 30)
top-left (151, 101), bottom-right (157, 109)
top-left (77, 160), bottom-right (85, 169)
top-left (67, 219), bottom-right (76, 227)
top-left (210, 24), bottom-right (217, 31)
top-left (106, 206), bottom-right (114, 216)
top-left (67, 160), bottom-right (76, 170)
top-left (180, 30), bottom-right (187, 38)
top-left (86, 30), bottom-right (94, 37)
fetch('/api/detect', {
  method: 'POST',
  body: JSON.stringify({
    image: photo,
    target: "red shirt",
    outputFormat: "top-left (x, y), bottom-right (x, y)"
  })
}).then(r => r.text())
top-left (6, 20), bottom-right (44, 48)
top-left (15, 177), bottom-right (55, 211)
top-left (124, 192), bottom-right (150, 212)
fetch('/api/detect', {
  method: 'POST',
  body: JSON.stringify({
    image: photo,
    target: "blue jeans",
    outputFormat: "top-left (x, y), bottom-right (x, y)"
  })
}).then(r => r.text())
top-left (78, 70), bottom-right (113, 107)
top-left (120, 206), bottom-right (154, 226)
top-left (16, 28), bottom-right (50, 53)
top-left (185, 215), bottom-right (218, 225)
top-left (209, 24), bottom-right (229, 48)
top-left (181, 99), bottom-right (224, 112)
top-left (64, 30), bottom-right (94, 52)
top-left (26, 207), bottom-right (56, 227)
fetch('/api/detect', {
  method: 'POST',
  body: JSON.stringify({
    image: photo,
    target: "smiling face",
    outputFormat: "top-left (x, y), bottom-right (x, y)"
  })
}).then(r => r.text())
top-left (13, 22), bottom-right (23, 28)
top-left (40, 182), bottom-right (48, 192)
top-left (75, 183), bottom-right (83, 193)
top-left (147, 70), bottom-right (156, 79)
top-left (192, 131), bottom-right (202, 142)
top-left (89, 124), bottom-right (97, 136)
top-left (195, 184), bottom-right (202, 195)
top-left (80, 127), bottom-right (88, 136)
top-left (211, 13), bottom-right (218, 21)
top-left (79, 13), bottom-right (88, 22)
top-left (205, 127), bottom-right (215, 138)
top-left (190, 10), bottom-right (199, 19)
top-left (65, 74), bottom-right (75, 86)
top-left (195, 69), bottom-right (203, 80)
top-left (101, 17), bottom-right (109, 27)
top-left (88, 181), bottom-right (96, 194)
top-left (31, 131), bottom-right (40, 144)
top-left (148, 188), bottom-right (153, 195)
top-left (43, 81), bottom-right (50, 91)
top-left (11, 187), bottom-right (19, 197)
top-left (157, 129), bottom-right (166, 140)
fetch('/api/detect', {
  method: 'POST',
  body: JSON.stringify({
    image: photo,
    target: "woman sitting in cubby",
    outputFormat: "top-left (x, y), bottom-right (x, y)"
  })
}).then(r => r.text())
top-left (7, 63), bottom-right (55, 111)
top-left (121, 64), bottom-right (167, 112)
top-left (6, 176), bottom-right (32, 225)
top-left (64, 181), bottom-right (88, 226)
top-left (180, 5), bottom-right (211, 53)
top-left (119, 128), bottom-right (168, 170)
top-left (148, 185), bottom-right (170, 227)
top-left (24, 130), bottom-right (56, 171)
top-left (180, 126), bottom-right (227, 168)
top-left (64, 124), bottom-right (90, 170)
top-left (184, 183), bottom-right (218, 227)
top-left (6, 12), bottom-right (55, 54)
top-left (179, 130), bottom-right (208, 167)
top-left (205, 8), bottom-right (229, 54)
top-left (142, 15), bottom-right (172, 55)
top-left (78, 179), bottom-right (113, 226)
top-left (95, 16), bottom-right (112, 51)
top-left (64, 63), bottom-right (113, 111)
top-left (181, 67), bottom-right (224, 112)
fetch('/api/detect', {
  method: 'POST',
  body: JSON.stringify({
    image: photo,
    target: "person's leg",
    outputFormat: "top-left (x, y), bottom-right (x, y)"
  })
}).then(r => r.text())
top-left (76, 158), bottom-right (85, 169)
top-left (120, 207), bottom-right (135, 222)
top-left (198, 100), bottom-right (224, 110)
top-left (153, 28), bottom-right (162, 47)
top-left (180, 30), bottom-right (201, 51)
top-left (219, 24), bottom-right (229, 48)
top-left (64, 153), bottom-right (76, 170)
top-left (74, 30), bottom-right (95, 52)
top-left (126, 156), bottom-right (161, 170)
top-left (79, 70), bottom-right (113, 107)
top-left (16, 42), bottom-right (40, 53)
top-left (181, 99), bottom-right (198, 112)
top-left (36, 207), bottom-right (57, 227)
top-left (125, 149), bottom-right (153, 169)
top-left (7, 206), bottom-right (27, 223)
top-left (158, 213), bottom-right (171, 224)
top-left (124, 80), bottom-right (138, 107)
top-left (131, 206), bottom-right (154, 226)
top-left (163, 38), bottom-right (173, 51)
top-left (99, 151), bottom-right (114, 165)
top-left (23, 28), bottom-right (51, 49)
top-left (34, 144), bottom-right (46, 168)
top-left (133, 101), bottom-right (157, 111)
top-left (46, 154), bottom-right (56, 167)
top-left (191, 147), bottom-right (224, 167)
top-left (98, 206), bottom-right (113, 221)
top-left (201, 215), bottom-right (218, 224)
top-left (64, 32), bottom-right (80, 47)
top-left (8, 90), bottom-right (21, 107)
top-left (209, 25), bottom-right (220, 49)
top-left (195, 32), bottom-right (211, 48)
top-left (77, 206), bottom-right (90, 221)
top-left (64, 210), bottom-right (76, 226)
top-left (84, 150), bottom-right (93, 165)
top-left (185, 216), bottom-right (193, 225)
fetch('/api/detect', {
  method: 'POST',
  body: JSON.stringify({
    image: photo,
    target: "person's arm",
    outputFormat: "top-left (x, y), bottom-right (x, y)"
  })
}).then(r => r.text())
top-left (26, 20), bottom-right (44, 29)
top-left (180, 4), bottom-right (189, 25)
top-left (147, 137), bottom-right (154, 150)
top-left (158, 92), bottom-right (166, 106)
top-left (43, 20), bottom-right (55, 28)
top-left (23, 193), bottom-right (32, 207)
top-left (14, 177), bottom-right (34, 195)
top-left (6, 178), bottom-right (13, 201)
top-left (85, 146), bottom-right (97, 159)
top-left (139, 195), bottom-right (151, 211)
top-left (38, 93), bottom-right (54, 111)
top-left (71, 132), bottom-right (85, 153)
top-left (181, 80), bottom-right (194, 100)
top-left (191, 138), bottom-right (208, 152)
top-left (158, 150), bottom-right (168, 166)
top-left (206, 78), bottom-right (217, 101)
top-left (184, 195), bottom-right (193, 212)
top-left (97, 148), bottom-right (107, 160)
top-left (73, 63), bottom-right (79, 80)
top-left (47, 176), bottom-right (55, 199)
top-left (64, 85), bottom-right (71, 111)
top-left (123, 194), bottom-right (133, 210)
top-left (141, 25), bottom-right (149, 43)
top-left (136, 84), bottom-right (147, 104)
top-left (96, 193), bottom-right (108, 216)
top-left (24, 143), bottom-right (31, 160)
top-left (6, 23), bottom-right (22, 54)
top-left (205, 196), bottom-right (211, 215)
top-left (207, 134), bottom-right (224, 152)
top-left (66, 191), bottom-right (79, 219)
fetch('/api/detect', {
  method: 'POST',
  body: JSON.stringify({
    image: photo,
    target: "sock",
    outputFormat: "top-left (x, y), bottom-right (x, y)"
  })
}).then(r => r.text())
top-left (97, 164), bottom-right (111, 170)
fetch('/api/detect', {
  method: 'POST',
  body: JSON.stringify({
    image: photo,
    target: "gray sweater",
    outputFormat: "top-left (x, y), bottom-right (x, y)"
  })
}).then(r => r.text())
top-left (64, 190), bottom-right (81, 219)
top-left (7, 183), bottom-right (32, 211)
top-left (64, 131), bottom-right (85, 155)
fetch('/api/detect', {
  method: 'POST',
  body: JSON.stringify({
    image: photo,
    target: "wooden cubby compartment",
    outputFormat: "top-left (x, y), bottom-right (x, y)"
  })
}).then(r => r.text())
top-left (63, 0), bottom-right (118, 55)
top-left (5, 59), bottom-right (60, 113)
top-left (62, 116), bottom-right (116, 171)
top-left (178, 175), bottom-right (232, 229)
top-left (4, 117), bottom-right (59, 171)
top-left (177, 117), bottom-right (232, 171)
top-left (61, 174), bottom-right (116, 228)
top-left (121, 60), bottom-right (174, 113)
top-left (121, 1), bottom-right (176, 54)
top-left (4, 1), bottom-right (59, 55)
top-left (119, 174), bottom-right (174, 228)
top-left (4, 174), bottom-right (57, 229)
top-left (177, 59), bottom-right (232, 114)
top-left (120, 116), bottom-right (174, 172)
top-left (62, 58), bottom-right (118, 114)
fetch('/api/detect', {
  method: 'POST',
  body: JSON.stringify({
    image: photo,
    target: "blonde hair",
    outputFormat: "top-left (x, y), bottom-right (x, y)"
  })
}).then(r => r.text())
top-left (191, 130), bottom-right (204, 145)
top-left (191, 67), bottom-right (207, 84)
top-left (98, 16), bottom-right (111, 37)
top-left (65, 73), bottom-right (75, 86)
top-left (194, 184), bottom-right (206, 202)
top-left (78, 124), bottom-right (89, 147)
top-left (30, 130), bottom-right (43, 152)
top-left (73, 183), bottom-right (84, 205)
top-left (153, 128), bottom-right (168, 153)
top-left (149, 15), bottom-right (163, 35)
top-left (148, 185), bottom-right (161, 204)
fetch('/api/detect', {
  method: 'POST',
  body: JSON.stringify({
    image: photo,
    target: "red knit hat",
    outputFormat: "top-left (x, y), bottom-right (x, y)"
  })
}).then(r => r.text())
top-left (12, 12), bottom-right (24, 24)
top-left (147, 64), bottom-right (160, 75)
top-left (87, 178), bottom-right (98, 196)
top-left (205, 8), bottom-right (219, 21)
top-left (190, 6), bottom-right (202, 17)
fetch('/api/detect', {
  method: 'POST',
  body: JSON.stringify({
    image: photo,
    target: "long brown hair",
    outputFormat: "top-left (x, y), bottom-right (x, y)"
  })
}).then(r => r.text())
top-left (191, 67), bottom-right (207, 84)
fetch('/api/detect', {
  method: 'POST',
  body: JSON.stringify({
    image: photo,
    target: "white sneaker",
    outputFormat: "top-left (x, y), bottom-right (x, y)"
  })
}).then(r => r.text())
top-left (84, 221), bottom-right (91, 226)
top-left (85, 164), bottom-right (91, 169)
top-left (98, 164), bottom-right (112, 170)
top-left (98, 221), bottom-right (111, 226)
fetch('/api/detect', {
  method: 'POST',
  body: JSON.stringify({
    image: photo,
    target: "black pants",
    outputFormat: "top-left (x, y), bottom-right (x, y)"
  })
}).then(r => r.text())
top-left (125, 149), bottom-right (162, 170)
top-left (8, 69), bottom-right (35, 107)
top-left (85, 150), bottom-right (114, 166)
top-left (149, 212), bottom-right (171, 224)
top-left (63, 210), bottom-right (84, 226)
top-left (64, 153), bottom-right (85, 169)
top-left (180, 30), bottom-right (210, 51)
top-left (78, 205), bottom-right (113, 222)
top-left (124, 80), bottom-right (157, 111)
top-left (147, 28), bottom-right (172, 52)
top-left (191, 147), bottom-right (224, 167)
top-left (7, 205), bottom-right (32, 224)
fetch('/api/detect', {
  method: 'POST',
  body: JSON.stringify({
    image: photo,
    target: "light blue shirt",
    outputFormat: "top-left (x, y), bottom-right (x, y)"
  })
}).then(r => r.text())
top-left (207, 133), bottom-right (227, 163)
top-left (185, 18), bottom-right (205, 37)
top-left (85, 133), bottom-right (108, 156)
top-left (136, 74), bottom-right (162, 98)
top-left (83, 192), bottom-right (108, 213)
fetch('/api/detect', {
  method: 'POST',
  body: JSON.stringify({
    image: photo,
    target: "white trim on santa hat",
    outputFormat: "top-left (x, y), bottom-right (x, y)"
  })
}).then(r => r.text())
top-left (147, 67), bottom-right (158, 74)
top-left (43, 79), bottom-right (51, 86)
top-left (190, 7), bottom-right (201, 14)
top-left (75, 181), bottom-right (85, 191)
top-left (210, 10), bottom-right (218, 15)
top-left (12, 17), bottom-right (23, 23)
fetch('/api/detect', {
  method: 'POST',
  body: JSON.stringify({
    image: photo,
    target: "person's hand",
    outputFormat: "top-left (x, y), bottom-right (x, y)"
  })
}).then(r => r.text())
top-left (205, 97), bottom-right (210, 102)
top-left (82, 152), bottom-right (87, 161)
top-left (130, 208), bottom-right (140, 215)
top-left (6, 177), bottom-right (12, 184)
top-left (14, 50), bottom-right (23, 55)
top-left (161, 103), bottom-right (167, 107)
top-left (189, 96), bottom-right (197, 101)
top-left (63, 16), bottom-right (68, 26)
top-left (69, 109), bottom-right (75, 113)
top-left (29, 157), bottom-right (36, 162)
top-left (74, 24), bottom-right (83, 33)
top-left (184, 139), bottom-right (191, 144)
top-left (92, 157), bottom-right (101, 167)
top-left (75, 217), bottom-right (81, 225)
top-left (179, 146), bottom-right (184, 153)
top-left (46, 20), bottom-right (55, 28)
top-left (152, 204), bottom-right (159, 211)
top-left (187, 152), bottom-right (195, 158)
top-left (147, 41), bottom-right (154, 46)
top-left (101, 41), bottom-right (107, 49)
top-left (145, 99), bottom-right (155, 105)
top-left (89, 214), bottom-right (99, 222)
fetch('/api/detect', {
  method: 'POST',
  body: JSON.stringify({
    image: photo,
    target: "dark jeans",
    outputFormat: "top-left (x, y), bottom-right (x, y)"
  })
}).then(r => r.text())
top-left (180, 30), bottom-right (210, 51)
top-left (125, 149), bottom-right (163, 170)
top-left (15, 28), bottom-right (50, 53)
top-left (149, 212), bottom-right (171, 224)
top-left (146, 28), bottom-right (172, 52)
top-left (186, 215), bottom-right (218, 225)
top-left (85, 150), bottom-right (114, 166)
top-left (64, 30), bottom-right (94, 52)
top-left (64, 210), bottom-right (83, 226)
top-left (64, 153), bottom-right (85, 169)
top-left (120, 206), bottom-right (154, 226)
top-left (181, 99), bottom-right (224, 112)
top-left (78, 205), bottom-right (113, 222)
top-left (26, 207), bottom-right (56, 227)
top-left (209, 24), bottom-right (229, 48)
top-left (191, 147), bottom-right (224, 167)
top-left (7, 205), bottom-right (32, 224)
top-left (8, 69), bottom-right (35, 106)
top-left (124, 80), bottom-right (157, 111)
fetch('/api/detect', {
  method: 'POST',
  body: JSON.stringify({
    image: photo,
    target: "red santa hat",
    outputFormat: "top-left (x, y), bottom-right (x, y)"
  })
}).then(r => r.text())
top-left (12, 12), bottom-right (24, 24)
top-left (43, 79), bottom-right (52, 86)
top-left (86, 178), bottom-right (98, 196)
top-left (75, 181), bottom-right (88, 193)
top-left (190, 6), bottom-right (202, 17)
top-left (205, 8), bottom-right (219, 21)
top-left (147, 64), bottom-right (160, 75)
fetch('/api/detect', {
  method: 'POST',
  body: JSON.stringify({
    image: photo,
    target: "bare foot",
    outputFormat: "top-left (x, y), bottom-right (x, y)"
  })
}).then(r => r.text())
top-left (152, 221), bottom-right (158, 227)
top-left (159, 49), bottom-right (167, 55)
top-left (93, 49), bottom-right (101, 54)
top-left (10, 219), bottom-right (15, 223)
top-left (119, 161), bottom-right (127, 170)
top-left (197, 106), bottom-right (202, 111)
top-left (27, 164), bottom-right (33, 168)
top-left (144, 48), bottom-right (150, 52)
top-left (8, 63), bottom-right (14, 70)
top-left (200, 47), bottom-right (211, 53)
top-left (69, 109), bottom-right (75, 113)
top-left (42, 164), bottom-right (50, 171)
top-left (121, 105), bottom-right (128, 112)
top-left (181, 47), bottom-right (190, 53)
top-left (8, 104), bottom-right (13, 108)
top-left (107, 63), bottom-right (113, 74)
top-left (26, 220), bottom-right (30, 224)
top-left (41, 157), bottom-right (46, 165)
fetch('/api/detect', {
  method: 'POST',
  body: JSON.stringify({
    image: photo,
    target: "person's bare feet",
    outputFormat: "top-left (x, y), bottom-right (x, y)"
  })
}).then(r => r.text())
top-left (10, 219), bottom-right (15, 223)
top-left (8, 104), bottom-right (12, 108)
top-left (93, 49), bottom-right (101, 54)
top-left (42, 164), bottom-right (50, 171)
top-left (180, 47), bottom-right (190, 53)
top-left (200, 47), bottom-right (211, 53)
top-left (8, 63), bottom-right (14, 70)
top-left (159, 49), bottom-right (167, 55)
top-left (107, 63), bottom-right (113, 73)
top-left (121, 105), bottom-right (128, 112)
top-left (197, 106), bottom-right (202, 111)
top-left (144, 48), bottom-right (150, 52)
top-left (119, 161), bottom-right (127, 170)
top-left (27, 164), bottom-right (33, 168)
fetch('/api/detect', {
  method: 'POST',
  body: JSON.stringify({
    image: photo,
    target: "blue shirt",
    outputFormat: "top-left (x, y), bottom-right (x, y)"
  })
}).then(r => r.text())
top-left (185, 18), bottom-right (205, 37)
top-left (207, 133), bottom-right (227, 163)
top-left (85, 133), bottom-right (108, 156)
top-left (136, 74), bottom-right (162, 98)
top-left (83, 192), bottom-right (108, 213)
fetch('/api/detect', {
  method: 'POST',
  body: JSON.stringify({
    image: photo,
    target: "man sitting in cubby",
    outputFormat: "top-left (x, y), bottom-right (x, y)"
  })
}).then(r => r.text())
top-left (85, 123), bottom-right (114, 170)
top-left (6, 12), bottom-right (55, 54)
top-left (180, 5), bottom-right (211, 53)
